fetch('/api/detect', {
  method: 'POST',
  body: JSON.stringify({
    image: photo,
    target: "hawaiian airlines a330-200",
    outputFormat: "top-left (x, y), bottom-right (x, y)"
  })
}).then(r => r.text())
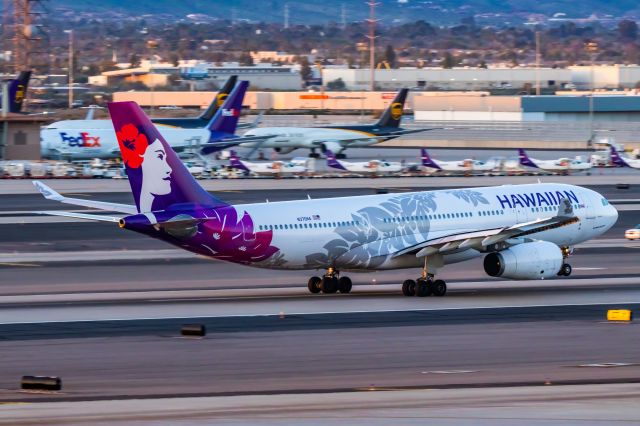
top-left (33, 101), bottom-right (618, 297)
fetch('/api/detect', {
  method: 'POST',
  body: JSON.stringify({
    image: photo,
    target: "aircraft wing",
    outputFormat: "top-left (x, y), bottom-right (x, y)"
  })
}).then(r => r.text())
top-left (392, 198), bottom-right (578, 258)
top-left (382, 128), bottom-right (441, 137)
top-left (200, 135), bottom-right (274, 154)
top-left (33, 181), bottom-right (137, 214)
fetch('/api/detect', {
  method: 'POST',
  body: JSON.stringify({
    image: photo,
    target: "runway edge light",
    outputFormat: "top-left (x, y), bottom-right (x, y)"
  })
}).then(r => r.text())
top-left (607, 310), bottom-right (632, 322)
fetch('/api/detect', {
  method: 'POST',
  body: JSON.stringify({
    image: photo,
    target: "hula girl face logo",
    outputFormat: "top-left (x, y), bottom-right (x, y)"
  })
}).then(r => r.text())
top-left (116, 123), bottom-right (173, 212)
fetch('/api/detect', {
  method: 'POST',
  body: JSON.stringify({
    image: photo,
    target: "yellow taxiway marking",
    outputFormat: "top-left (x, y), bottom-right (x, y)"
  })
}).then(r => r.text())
top-left (64, 193), bottom-right (92, 197)
top-left (0, 262), bottom-right (41, 267)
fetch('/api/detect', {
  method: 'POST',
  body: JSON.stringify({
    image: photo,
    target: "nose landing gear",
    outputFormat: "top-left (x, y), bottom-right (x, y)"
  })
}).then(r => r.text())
top-left (558, 246), bottom-right (573, 277)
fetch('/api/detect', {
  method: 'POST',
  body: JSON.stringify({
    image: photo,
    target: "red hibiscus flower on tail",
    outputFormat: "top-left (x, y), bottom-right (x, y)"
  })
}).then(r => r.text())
top-left (116, 123), bottom-right (149, 168)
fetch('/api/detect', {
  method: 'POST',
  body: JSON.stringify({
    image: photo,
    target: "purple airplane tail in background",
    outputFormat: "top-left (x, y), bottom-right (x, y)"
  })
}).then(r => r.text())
top-left (229, 150), bottom-right (250, 171)
top-left (1, 70), bottom-right (31, 113)
top-left (610, 145), bottom-right (630, 167)
top-left (107, 101), bottom-right (225, 213)
top-left (325, 150), bottom-right (347, 170)
top-left (420, 148), bottom-right (441, 170)
top-left (518, 148), bottom-right (539, 168)
top-left (206, 80), bottom-right (248, 136)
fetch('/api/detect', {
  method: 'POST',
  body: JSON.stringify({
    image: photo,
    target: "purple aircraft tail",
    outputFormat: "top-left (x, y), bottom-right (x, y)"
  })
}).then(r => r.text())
top-left (326, 150), bottom-right (347, 170)
top-left (206, 80), bottom-right (248, 136)
top-left (420, 148), bottom-right (441, 170)
top-left (229, 150), bottom-right (250, 171)
top-left (610, 145), bottom-right (630, 167)
top-left (518, 148), bottom-right (539, 168)
top-left (107, 101), bottom-right (225, 213)
top-left (2, 70), bottom-right (31, 113)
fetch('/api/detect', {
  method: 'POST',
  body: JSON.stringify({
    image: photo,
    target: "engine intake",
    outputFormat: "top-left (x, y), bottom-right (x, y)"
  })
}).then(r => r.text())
top-left (483, 241), bottom-right (563, 280)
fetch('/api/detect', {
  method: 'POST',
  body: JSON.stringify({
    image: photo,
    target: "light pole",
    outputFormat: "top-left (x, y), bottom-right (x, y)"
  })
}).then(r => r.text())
top-left (535, 31), bottom-right (541, 96)
top-left (585, 41), bottom-right (598, 148)
top-left (64, 29), bottom-right (74, 109)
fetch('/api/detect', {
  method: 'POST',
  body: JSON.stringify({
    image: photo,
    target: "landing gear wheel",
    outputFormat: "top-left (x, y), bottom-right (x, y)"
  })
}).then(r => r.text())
top-left (559, 263), bottom-right (572, 277)
top-left (338, 276), bottom-right (352, 293)
top-left (336, 153), bottom-right (347, 159)
top-left (309, 152), bottom-right (320, 159)
top-left (402, 279), bottom-right (416, 297)
top-left (308, 276), bottom-right (322, 294)
top-left (415, 278), bottom-right (433, 297)
top-left (432, 279), bottom-right (447, 297)
top-left (321, 276), bottom-right (338, 294)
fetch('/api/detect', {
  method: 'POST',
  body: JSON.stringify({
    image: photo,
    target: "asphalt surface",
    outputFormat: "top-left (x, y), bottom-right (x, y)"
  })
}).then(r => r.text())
top-left (1, 179), bottom-right (639, 413)
top-left (1, 315), bottom-right (639, 403)
top-left (3, 384), bottom-right (640, 425)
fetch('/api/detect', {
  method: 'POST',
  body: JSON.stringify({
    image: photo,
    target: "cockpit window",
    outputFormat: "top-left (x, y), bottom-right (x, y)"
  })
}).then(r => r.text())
top-left (601, 198), bottom-right (610, 206)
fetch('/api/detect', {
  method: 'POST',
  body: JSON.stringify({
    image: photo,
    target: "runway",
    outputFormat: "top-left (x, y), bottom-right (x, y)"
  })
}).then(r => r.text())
top-left (1, 179), bottom-right (639, 420)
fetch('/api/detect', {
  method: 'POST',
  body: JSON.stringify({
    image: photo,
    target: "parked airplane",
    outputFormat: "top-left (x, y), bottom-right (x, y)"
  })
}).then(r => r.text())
top-left (33, 101), bottom-right (618, 297)
top-left (40, 75), bottom-right (256, 131)
top-left (41, 81), bottom-right (266, 160)
top-left (420, 149), bottom-right (500, 174)
top-left (610, 145), bottom-right (640, 169)
top-left (0, 70), bottom-right (31, 113)
top-left (326, 149), bottom-right (403, 175)
top-left (238, 88), bottom-right (430, 158)
top-left (229, 150), bottom-right (309, 176)
top-left (518, 148), bottom-right (592, 174)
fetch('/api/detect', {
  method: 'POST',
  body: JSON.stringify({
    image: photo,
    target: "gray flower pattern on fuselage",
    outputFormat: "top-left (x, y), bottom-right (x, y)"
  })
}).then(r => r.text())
top-left (446, 189), bottom-right (489, 206)
top-left (304, 192), bottom-right (438, 269)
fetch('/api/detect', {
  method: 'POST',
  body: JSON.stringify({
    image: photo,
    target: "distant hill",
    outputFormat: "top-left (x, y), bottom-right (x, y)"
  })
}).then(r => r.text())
top-left (54, 0), bottom-right (640, 25)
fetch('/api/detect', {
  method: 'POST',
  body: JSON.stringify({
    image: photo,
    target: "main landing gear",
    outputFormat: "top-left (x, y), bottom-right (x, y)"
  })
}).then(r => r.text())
top-left (402, 259), bottom-right (447, 297)
top-left (308, 268), bottom-right (352, 294)
top-left (557, 246), bottom-right (573, 277)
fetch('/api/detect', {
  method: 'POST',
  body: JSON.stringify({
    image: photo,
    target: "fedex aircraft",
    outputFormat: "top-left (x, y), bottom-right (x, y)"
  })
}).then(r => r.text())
top-left (518, 148), bottom-right (592, 174)
top-left (0, 70), bottom-right (31, 113)
top-left (326, 150), bottom-right (403, 175)
top-left (229, 150), bottom-right (309, 176)
top-left (40, 81), bottom-right (266, 160)
top-left (420, 149), bottom-right (500, 174)
top-left (240, 88), bottom-right (430, 158)
top-left (610, 145), bottom-right (640, 169)
top-left (33, 101), bottom-right (618, 297)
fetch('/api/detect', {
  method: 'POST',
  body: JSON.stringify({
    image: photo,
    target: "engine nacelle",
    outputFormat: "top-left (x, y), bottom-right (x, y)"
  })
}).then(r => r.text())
top-left (273, 147), bottom-right (296, 155)
top-left (483, 241), bottom-right (563, 280)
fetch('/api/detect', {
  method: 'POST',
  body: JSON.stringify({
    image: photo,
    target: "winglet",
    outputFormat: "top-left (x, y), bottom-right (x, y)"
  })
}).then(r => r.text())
top-left (33, 180), bottom-right (63, 201)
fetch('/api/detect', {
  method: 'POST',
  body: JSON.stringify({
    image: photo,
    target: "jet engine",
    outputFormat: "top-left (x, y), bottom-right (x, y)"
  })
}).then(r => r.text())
top-left (273, 147), bottom-right (296, 155)
top-left (483, 241), bottom-right (563, 280)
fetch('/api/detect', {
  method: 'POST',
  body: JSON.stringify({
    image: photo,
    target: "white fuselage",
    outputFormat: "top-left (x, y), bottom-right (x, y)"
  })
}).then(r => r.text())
top-left (427, 159), bottom-right (501, 173)
top-left (41, 121), bottom-right (208, 159)
top-left (232, 183), bottom-right (616, 271)
top-left (241, 127), bottom-right (381, 150)
top-left (334, 160), bottom-right (403, 174)
top-left (240, 160), bottom-right (308, 175)
top-left (526, 157), bottom-right (592, 173)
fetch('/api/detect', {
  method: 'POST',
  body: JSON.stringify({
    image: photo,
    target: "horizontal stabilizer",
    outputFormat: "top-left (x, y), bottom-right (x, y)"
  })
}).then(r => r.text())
top-left (33, 181), bottom-right (137, 214)
top-left (33, 180), bottom-right (138, 214)
top-left (36, 210), bottom-right (121, 223)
